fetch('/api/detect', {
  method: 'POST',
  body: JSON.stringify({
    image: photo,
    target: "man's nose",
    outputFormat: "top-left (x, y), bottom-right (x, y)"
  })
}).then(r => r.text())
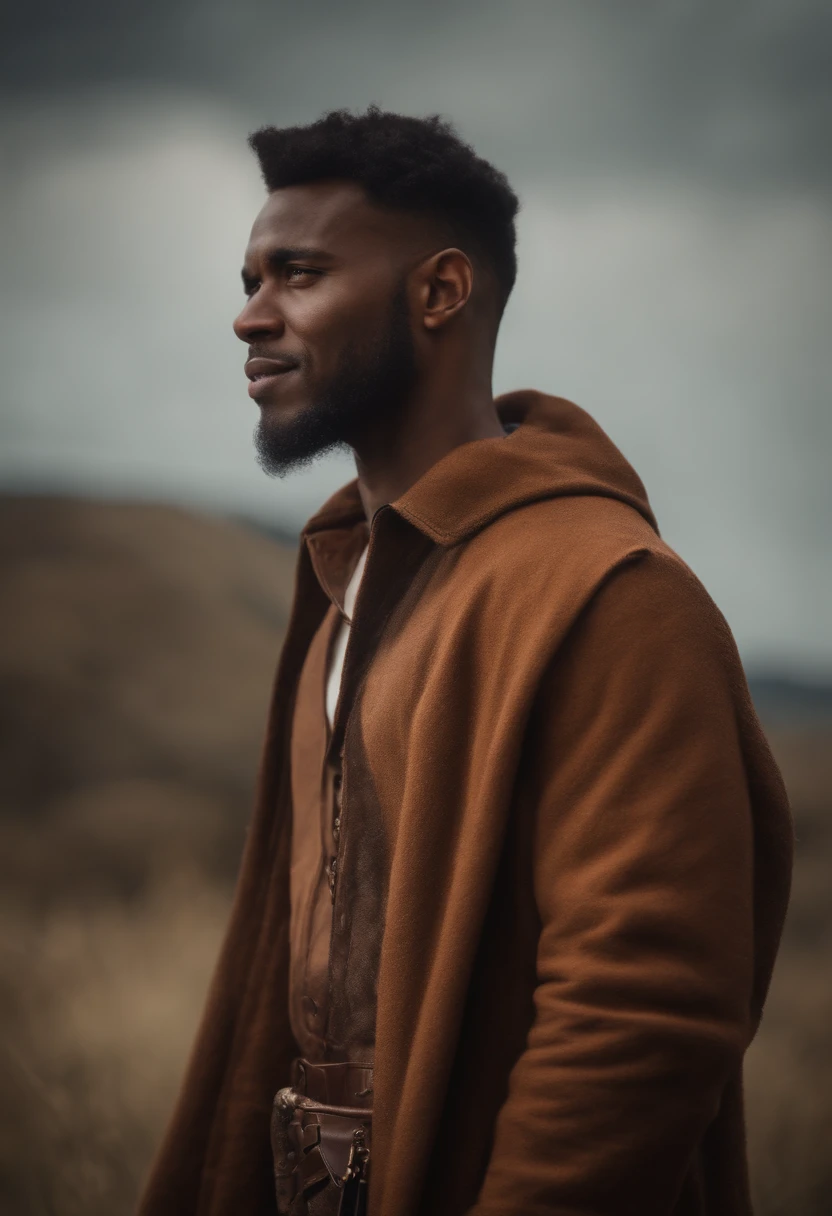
top-left (232, 294), bottom-right (285, 343)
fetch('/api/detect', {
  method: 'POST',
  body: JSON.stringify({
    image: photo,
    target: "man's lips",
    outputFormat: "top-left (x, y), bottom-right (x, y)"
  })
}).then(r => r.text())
top-left (244, 356), bottom-right (300, 400)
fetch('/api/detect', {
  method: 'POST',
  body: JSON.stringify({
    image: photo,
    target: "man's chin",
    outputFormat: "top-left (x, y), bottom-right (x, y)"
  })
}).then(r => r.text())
top-left (254, 410), bottom-right (344, 478)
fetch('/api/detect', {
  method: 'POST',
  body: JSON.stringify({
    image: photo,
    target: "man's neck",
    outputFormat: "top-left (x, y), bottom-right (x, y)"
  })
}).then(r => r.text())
top-left (354, 377), bottom-right (504, 524)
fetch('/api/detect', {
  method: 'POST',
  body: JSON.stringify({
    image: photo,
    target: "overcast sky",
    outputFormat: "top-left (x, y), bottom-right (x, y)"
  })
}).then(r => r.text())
top-left (1, 0), bottom-right (830, 669)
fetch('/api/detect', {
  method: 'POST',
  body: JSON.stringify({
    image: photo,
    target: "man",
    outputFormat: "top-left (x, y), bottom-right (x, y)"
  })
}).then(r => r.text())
top-left (138, 108), bottom-right (792, 1216)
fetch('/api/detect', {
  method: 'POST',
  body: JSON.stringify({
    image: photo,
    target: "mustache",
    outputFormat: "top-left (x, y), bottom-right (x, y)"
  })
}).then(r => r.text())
top-left (246, 344), bottom-right (304, 369)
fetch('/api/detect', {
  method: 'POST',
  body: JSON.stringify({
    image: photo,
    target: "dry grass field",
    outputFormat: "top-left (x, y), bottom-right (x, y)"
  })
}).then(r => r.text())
top-left (0, 496), bottom-right (829, 1215)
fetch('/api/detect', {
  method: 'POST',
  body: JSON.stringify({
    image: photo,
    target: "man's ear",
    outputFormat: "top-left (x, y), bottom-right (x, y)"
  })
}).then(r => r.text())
top-left (418, 248), bottom-right (474, 331)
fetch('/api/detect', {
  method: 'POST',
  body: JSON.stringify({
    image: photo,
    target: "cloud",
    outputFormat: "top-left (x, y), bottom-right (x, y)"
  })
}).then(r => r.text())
top-left (2, 0), bottom-right (831, 192)
top-left (0, 85), bottom-right (829, 668)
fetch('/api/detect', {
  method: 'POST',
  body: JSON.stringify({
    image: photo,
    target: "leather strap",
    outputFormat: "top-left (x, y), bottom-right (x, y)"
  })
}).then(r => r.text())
top-left (272, 1060), bottom-right (374, 1214)
top-left (291, 1057), bottom-right (374, 1110)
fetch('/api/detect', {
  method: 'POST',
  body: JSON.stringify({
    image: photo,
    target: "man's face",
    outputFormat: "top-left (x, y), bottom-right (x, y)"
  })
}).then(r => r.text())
top-left (233, 180), bottom-right (421, 476)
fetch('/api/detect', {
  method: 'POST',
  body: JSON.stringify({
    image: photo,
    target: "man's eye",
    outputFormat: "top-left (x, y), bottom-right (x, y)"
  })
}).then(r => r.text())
top-left (286, 266), bottom-right (317, 283)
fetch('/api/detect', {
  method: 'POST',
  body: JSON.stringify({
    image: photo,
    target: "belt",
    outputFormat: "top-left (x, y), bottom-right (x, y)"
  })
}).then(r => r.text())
top-left (272, 1058), bottom-right (373, 1216)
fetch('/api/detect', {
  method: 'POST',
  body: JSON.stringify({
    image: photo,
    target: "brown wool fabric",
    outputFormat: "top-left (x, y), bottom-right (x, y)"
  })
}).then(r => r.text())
top-left (287, 599), bottom-right (342, 1063)
top-left (137, 391), bottom-right (793, 1216)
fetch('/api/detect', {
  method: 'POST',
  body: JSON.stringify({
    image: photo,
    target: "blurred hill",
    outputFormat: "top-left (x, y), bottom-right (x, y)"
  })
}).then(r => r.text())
top-left (0, 495), bottom-right (298, 898)
top-left (0, 496), bottom-right (296, 1214)
top-left (0, 495), bottom-right (829, 1215)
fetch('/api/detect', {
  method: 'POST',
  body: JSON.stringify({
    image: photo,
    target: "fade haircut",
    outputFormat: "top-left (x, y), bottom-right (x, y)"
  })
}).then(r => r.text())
top-left (248, 107), bottom-right (520, 315)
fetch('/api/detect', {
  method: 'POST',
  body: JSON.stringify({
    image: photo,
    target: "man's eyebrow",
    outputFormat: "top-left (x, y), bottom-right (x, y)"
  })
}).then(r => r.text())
top-left (241, 246), bottom-right (335, 280)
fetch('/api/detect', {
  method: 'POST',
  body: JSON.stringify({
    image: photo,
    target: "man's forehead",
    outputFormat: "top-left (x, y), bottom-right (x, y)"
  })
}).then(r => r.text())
top-left (246, 180), bottom-right (402, 256)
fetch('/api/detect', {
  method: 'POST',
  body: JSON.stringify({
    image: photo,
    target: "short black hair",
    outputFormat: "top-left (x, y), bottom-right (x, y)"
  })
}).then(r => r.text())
top-left (248, 107), bottom-right (519, 314)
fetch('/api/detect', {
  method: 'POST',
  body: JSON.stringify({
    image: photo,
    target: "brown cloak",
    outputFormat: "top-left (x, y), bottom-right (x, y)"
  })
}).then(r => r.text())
top-left (138, 391), bottom-right (792, 1216)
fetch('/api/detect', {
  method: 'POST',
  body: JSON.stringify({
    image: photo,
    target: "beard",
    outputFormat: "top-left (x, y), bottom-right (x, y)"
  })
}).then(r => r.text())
top-left (254, 281), bottom-right (417, 478)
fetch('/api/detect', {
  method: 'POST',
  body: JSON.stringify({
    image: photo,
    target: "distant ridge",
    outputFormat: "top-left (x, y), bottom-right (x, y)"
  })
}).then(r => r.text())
top-left (747, 673), bottom-right (832, 726)
top-left (2, 492), bottom-right (829, 733)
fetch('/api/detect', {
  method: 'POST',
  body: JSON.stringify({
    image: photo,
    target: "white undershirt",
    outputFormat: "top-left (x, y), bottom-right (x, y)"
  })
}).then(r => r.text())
top-left (325, 544), bottom-right (369, 730)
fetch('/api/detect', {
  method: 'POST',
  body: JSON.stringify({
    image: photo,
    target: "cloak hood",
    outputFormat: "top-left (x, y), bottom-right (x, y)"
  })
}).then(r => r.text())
top-left (302, 390), bottom-right (658, 544)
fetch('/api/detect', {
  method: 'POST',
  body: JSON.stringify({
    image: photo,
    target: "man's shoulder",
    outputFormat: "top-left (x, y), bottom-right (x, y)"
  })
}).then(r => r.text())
top-left (463, 491), bottom-right (667, 590)
top-left (450, 492), bottom-right (730, 652)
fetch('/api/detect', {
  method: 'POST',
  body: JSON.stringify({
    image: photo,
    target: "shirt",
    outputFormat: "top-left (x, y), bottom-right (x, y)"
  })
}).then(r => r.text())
top-left (288, 521), bottom-right (370, 1062)
top-left (325, 543), bottom-right (369, 729)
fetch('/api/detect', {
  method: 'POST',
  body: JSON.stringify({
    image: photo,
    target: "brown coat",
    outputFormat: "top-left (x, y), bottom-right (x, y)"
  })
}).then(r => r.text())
top-left (138, 391), bottom-right (793, 1216)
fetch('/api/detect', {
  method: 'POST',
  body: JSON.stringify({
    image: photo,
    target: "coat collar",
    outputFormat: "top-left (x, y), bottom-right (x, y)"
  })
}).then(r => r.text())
top-left (301, 390), bottom-right (658, 546)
